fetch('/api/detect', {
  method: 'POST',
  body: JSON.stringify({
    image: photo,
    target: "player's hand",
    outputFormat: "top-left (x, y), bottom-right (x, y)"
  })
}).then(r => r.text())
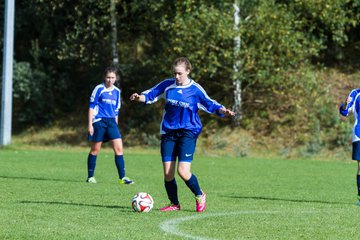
top-left (343, 97), bottom-right (352, 110)
top-left (88, 125), bottom-right (94, 136)
top-left (130, 93), bottom-right (140, 101)
top-left (219, 108), bottom-right (236, 117)
top-left (130, 93), bottom-right (145, 102)
top-left (346, 97), bottom-right (352, 104)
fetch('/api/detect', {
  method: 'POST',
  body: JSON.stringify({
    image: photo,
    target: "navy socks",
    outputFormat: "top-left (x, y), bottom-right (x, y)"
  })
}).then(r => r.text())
top-left (165, 179), bottom-right (179, 205)
top-left (115, 155), bottom-right (125, 179)
top-left (185, 174), bottom-right (202, 196)
top-left (88, 154), bottom-right (125, 179)
top-left (87, 154), bottom-right (97, 178)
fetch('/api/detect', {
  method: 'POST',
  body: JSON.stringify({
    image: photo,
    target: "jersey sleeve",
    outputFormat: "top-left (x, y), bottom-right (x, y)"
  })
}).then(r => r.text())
top-left (115, 88), bottom-right (121, 115)
top-left (339, 89), bottom-right (357, 116)
top-left (142, 79), bottom-right (174, 104)
top-left (196, 84), bottom-right (224, 117)
top-left (89, 85), bottom-right (102, 109)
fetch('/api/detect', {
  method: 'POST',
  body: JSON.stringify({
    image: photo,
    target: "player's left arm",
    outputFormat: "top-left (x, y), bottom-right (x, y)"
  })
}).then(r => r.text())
top-left (219, 107), bottom-right (236, 117)
top-left (197, 87), bottom-right (235, 117)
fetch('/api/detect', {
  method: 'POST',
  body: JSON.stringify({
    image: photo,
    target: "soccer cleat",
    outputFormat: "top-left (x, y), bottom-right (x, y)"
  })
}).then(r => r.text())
top-left (118, 177), bottom-right (134, 185)
top-left (358, 200), bottom-right (360, 206)
top-left (86, 177), bottom-right (97, 183)
top-left (195, 191), bottom-right (206, 212)
top-left (160, 203), bottom-right (181, 212)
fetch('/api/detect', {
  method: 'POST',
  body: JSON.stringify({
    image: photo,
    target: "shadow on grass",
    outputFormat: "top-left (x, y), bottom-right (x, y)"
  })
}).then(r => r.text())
top-left (225, 195), bottom-right (353, 205)
top-left (19, 200), bottom-right (178, 212)
top-left (19, 200), bottom-right (133, 211)
top-left (0, 175), bottom-right (81, 183)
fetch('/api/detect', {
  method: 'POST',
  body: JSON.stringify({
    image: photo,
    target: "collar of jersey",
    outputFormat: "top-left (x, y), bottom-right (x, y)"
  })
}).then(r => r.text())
top-left (175, 79), bottom-right (193, 88)
top-left (102, 83), bottom-right (115, 91)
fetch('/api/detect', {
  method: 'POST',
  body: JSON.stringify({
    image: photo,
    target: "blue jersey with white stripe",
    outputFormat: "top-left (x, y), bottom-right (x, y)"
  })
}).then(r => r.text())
top-left (142, 78), bottom-right (224, 135)
top-left (89, 83), bottom-right (121, 123)
top-left (340, 88), bottom-right (360, 142)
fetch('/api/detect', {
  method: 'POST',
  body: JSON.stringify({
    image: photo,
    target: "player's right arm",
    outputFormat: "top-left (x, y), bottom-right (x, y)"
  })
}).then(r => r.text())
top-left (340, 90), bottom-right (357, 117)
top-left (130, 79), bottom-right (174, 104)
top-left (88, 85), bottom-right (102, 135)
top-left (88, 108), bottom-right (94, 136)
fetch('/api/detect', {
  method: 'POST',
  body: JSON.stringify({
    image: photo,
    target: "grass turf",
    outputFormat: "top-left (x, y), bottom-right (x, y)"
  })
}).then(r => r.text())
top-left (0, 146), bottom-right (359, 239)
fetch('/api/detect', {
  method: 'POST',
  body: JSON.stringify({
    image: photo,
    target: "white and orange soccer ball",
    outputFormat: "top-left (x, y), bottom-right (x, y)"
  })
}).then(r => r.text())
top-left (131, 192), bottom-right (154, 212)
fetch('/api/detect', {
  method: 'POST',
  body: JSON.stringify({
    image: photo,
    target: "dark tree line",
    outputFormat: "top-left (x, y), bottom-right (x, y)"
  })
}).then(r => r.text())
top-left (0, 0), bottom-right (359, 148)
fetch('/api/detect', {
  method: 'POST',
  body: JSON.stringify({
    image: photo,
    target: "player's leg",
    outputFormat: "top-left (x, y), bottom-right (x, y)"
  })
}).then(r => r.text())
top-left (177, 161), bottom-right (206, 212)
top-left (160, 132), bottom-right (180, 211)
top-left (177, 130), bottom-right (206, 212)
top-left (352, 141), bottom-right (360, 205)
top-left (357, 161), bottom-right (360, 205)
top-left (161, 161), bottom-right (180, 211)
top-left (108, 119), bottom-right (134, 184)
top-left (87, 141), bottom-right (102, 183)
top-left (112, 138), bottom-right (134, 184)
top-left (87, 120), bottom-right (106, 183)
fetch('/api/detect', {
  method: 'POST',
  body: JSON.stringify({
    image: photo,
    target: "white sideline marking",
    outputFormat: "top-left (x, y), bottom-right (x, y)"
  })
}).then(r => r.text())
top-left (159, 210), bottom-right (281, 240)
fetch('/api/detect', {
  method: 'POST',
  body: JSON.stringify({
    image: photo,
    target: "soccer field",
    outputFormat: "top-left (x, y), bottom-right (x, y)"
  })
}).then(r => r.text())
top-left (0, 147), bottom-right (359, 239)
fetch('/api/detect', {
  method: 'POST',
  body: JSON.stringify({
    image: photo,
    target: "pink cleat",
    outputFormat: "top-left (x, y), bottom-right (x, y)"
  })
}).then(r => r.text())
top-left (160, 203), bottom-right (181, 212)
top-left (195, 192), bottom-right (206, 212)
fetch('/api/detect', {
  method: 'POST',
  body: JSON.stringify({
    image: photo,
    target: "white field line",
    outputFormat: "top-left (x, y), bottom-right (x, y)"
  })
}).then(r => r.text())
top-left (159, 210), bottom-right (283, 240)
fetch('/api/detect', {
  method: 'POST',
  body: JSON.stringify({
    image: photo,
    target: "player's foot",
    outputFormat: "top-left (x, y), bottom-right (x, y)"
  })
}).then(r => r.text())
top-left (357, 200), bottom-right (360, 206)
top-left (160, 203), bottom-right (181, 211)
top-left (86, 177), bottom-right (97, 183)
top-left (195, 191), bottom-right (206, 212)
top-left (119, 177), bottom-right (134, 185)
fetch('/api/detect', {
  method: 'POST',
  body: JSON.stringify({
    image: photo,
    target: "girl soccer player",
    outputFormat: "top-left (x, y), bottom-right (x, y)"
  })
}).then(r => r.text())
top-left (340, 89), bottom-right (360, 205)
top-left (86, 66), bottom-right (134, 185)
top-left (130, 57), bottom-right (235, 212)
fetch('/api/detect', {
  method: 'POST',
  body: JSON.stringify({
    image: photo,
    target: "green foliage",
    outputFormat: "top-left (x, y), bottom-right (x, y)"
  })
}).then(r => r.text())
top-left (240, 1), bottom-right (319, 85)
top-left (160, 1), bottom-right (235, 76)
top-left (12, 61), bottom-right (54, 128)
top-left (290, 0), bottom-right (358, 46)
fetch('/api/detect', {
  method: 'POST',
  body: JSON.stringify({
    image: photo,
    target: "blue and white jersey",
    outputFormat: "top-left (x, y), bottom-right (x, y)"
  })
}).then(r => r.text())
top-left (89, 83), bottom-right (121, 123)
top-left (142, 78), bottom-right (224, 135)
top-left (340, 88), bottom-right (360, 142)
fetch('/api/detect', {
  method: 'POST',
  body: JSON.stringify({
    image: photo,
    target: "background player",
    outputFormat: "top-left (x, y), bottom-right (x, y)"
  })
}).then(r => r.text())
top-left (340, 88), bottom-right (360, 205)
top-left (86, 66), bottom-right (134, 185)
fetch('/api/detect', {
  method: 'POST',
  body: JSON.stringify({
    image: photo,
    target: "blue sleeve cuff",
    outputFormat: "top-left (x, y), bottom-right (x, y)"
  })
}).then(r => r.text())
top-left (215, 106), bottom-right (225, 117)
top-left (339, 103), bottom-right (348, 116)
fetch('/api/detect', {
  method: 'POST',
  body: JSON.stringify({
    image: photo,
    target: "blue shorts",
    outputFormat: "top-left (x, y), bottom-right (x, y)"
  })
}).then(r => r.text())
top-left (161, 129), bottom-right (198, 162)
top-left (353, 141), bottom-right (360, 160)
top-left (88, 118), bottom-right (121, 143)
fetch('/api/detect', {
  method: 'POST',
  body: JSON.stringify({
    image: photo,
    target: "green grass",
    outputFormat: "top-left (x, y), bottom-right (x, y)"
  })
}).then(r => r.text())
top-left (0, 146), bottom-right (359, 239)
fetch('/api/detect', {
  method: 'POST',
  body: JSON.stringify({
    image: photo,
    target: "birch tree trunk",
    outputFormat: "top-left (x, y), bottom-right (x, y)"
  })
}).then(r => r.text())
top-left (232, 1), bottom-right (242, 126)
top-left (110, 0), bottom-right (119, 66)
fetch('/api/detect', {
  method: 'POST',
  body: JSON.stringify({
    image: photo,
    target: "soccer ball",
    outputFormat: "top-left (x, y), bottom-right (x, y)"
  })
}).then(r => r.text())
top-left (131, 192), bottom-right (154, 212)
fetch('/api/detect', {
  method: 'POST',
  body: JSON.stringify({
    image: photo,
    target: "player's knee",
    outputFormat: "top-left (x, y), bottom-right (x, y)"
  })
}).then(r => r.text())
top-left (90, 147), bottom-right (100, 155)
top-left (177, 168), bottom-right (190, 180)
top-left (113, 147), bottom-right (123, 155)
top-left (164, 173), bottom-right (175, 181)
